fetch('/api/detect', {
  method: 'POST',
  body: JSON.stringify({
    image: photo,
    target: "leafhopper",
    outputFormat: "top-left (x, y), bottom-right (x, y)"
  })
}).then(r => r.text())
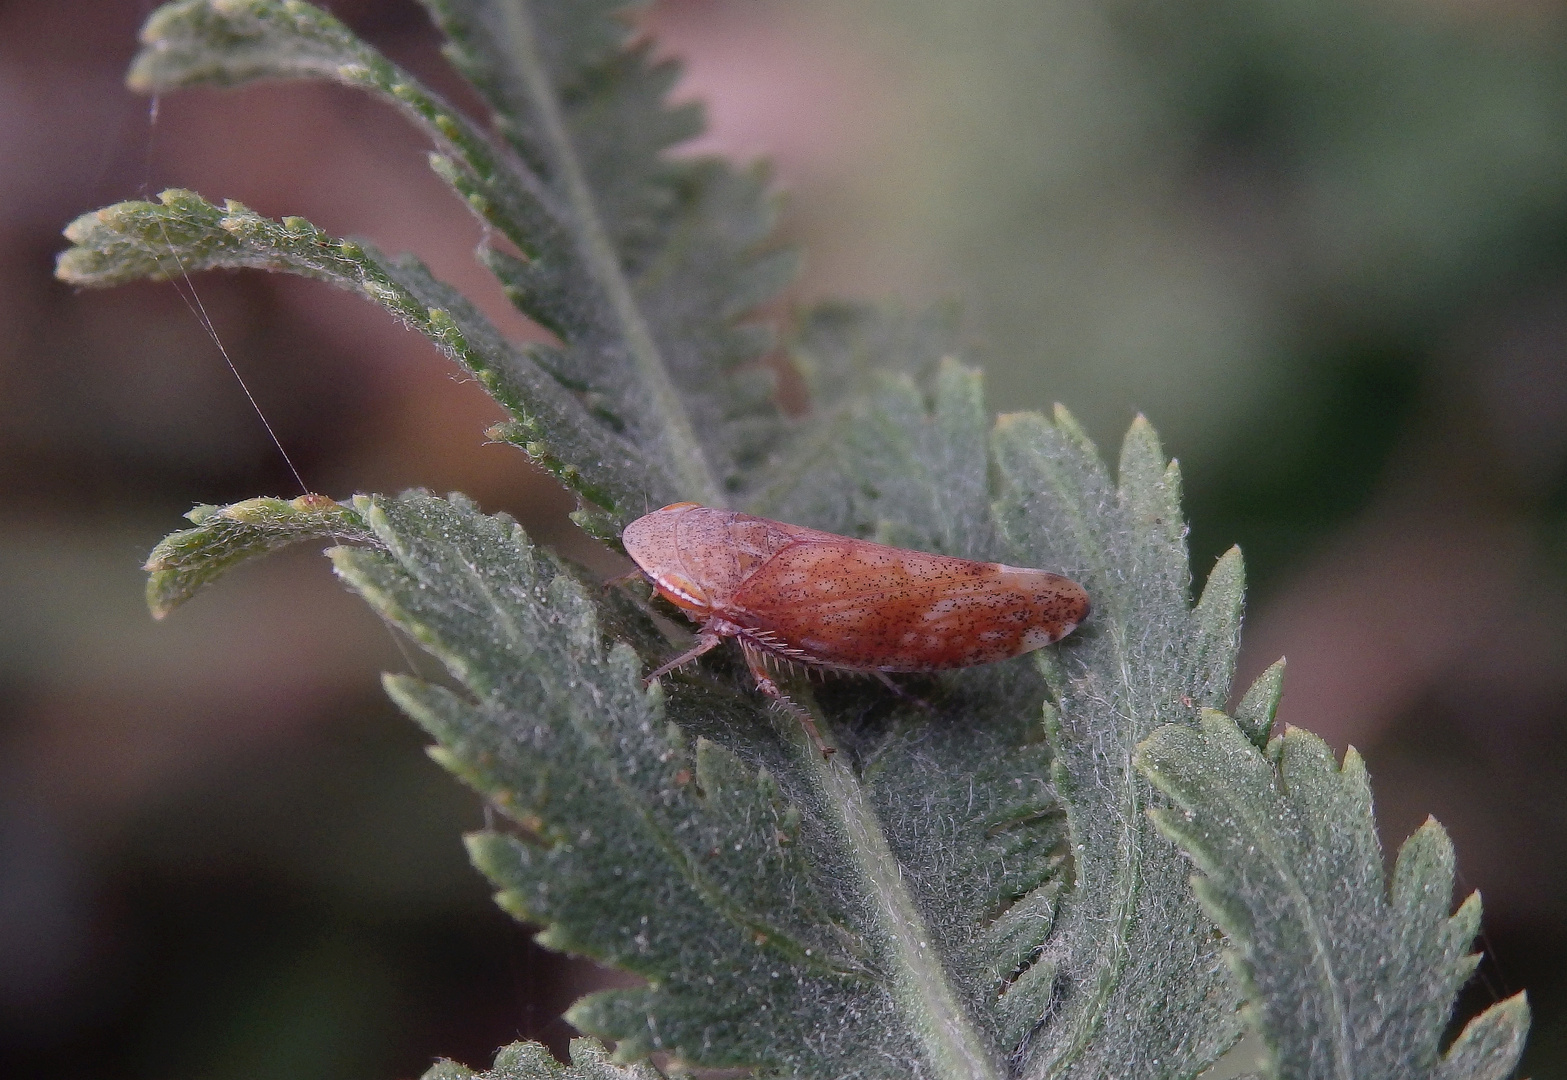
top-left (621, 503), bottom-right (1089, 755)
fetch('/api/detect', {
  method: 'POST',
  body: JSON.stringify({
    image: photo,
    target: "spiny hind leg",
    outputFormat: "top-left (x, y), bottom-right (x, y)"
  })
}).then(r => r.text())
top-left (744, 648), bottom-right (835, 758)
top-left (645, 631), bottom-right (724, 685)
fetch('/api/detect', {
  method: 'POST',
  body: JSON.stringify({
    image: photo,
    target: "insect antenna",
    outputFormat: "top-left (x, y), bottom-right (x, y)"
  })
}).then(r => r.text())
top-left (145, 198), bottom-right (309, 497)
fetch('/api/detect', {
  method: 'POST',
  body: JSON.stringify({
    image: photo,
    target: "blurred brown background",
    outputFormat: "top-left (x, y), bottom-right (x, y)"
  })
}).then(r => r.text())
top-left (4, 0), bottom-right (1567, 1076)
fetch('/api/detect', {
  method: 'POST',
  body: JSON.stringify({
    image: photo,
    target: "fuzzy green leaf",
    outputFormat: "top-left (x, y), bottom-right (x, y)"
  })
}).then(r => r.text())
top-left (82, 0), bottom-right (798, 514)
top-left (1234, 658), bottom-right (1287, 748)
top-left (989, 409), bottom-right (1247, 1078)
top-left (423, 1038), bottom-right (659, 1080)
top-left (1136, 712), bottom-right (1530, 1080)
top-left (1234, 658), bottom-right (1284, 749)
top-left (143, 493), bottom-right (377, 617)
top-left (420, 0), bottom-right (796, 502)
top-left (771, 355), bottom-right (993, 557)
top-left (749, 301), bottom-right (962, 530)
top-left (334, 490), bottom-right (905, 1075)
top-left (317, 368), bottom-right (1258, 1079)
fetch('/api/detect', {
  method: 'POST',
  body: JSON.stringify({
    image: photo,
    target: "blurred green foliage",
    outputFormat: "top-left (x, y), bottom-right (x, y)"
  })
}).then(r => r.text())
top-left (818, 0), bottom-right (1567, 586)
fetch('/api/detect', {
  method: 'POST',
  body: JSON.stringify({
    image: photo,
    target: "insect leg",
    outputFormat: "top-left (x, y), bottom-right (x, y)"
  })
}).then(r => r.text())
top-left (744, 648), bottom-right (835, 758)
top-left (873, 670), bottom-right (934, 712)
top-left (644, 632), bottom-right (724, 684)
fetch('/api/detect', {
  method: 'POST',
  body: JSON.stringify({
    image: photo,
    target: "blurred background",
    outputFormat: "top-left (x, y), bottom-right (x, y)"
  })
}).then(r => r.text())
top-left (3, 0), bottom-right (1566, 1076)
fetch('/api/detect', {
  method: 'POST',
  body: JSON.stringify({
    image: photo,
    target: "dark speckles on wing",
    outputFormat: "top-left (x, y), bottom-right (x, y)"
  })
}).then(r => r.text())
top-left (724, 540), bottom-right (1089, 672)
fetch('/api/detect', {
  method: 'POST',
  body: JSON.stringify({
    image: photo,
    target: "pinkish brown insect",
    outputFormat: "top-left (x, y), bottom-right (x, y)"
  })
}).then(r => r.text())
top-left (620, 502), bottom-right (1090, 756)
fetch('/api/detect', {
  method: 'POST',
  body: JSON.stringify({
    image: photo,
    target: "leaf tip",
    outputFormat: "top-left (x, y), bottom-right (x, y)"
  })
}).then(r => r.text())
top-left (420, 1061), bottom-right (474, 1080)
top-left (1340, 742), bottom-right (1366, 778)
top-left (1234, 657), bottom-right (1285, 747)
top-left (1118, 411), bottom-right (1166, 465)
top-left (146, 591), bottom-right (174, 621)
top-left (1196, 545), bottom-right (1246, 607)
top-left (1050, 402), bottom-right (1096, 450)
top-left (1440, 990), bottom-right (1530, 1077)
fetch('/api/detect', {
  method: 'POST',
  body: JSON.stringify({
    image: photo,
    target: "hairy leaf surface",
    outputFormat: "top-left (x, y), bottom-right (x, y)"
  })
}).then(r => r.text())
top-left (988, 410), bottom-right (1247, 1078)
top-left (424, 1038), bottom-right (659, 1080)
top-left (63, 0), bottom-right (797, 516)
top-left (1136, 713), bottom-right (1531, 1080)
top-left (306, 356), bottom-right (1255, 1079)
top-left (144, 493), bottom-right (376, 617)
top-left (332, 490), bottom-right (915, 1076)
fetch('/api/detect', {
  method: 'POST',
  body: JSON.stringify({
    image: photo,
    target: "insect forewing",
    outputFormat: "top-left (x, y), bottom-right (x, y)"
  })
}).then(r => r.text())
top-left (725, 539), bottom-right (1088, 671)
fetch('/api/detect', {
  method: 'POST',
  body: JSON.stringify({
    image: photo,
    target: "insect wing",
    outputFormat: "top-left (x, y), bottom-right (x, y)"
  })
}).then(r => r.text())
top-left (725, 539), bottom-right (1087, 671)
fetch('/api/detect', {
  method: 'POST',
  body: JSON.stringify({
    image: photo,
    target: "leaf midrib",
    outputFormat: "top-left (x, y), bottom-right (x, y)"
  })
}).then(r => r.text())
top-left (493, 0), bottom-right (722, 507)
top-left (1219, 752), bottom-right (1355, 1080)
top-left (1008, 439), bottom-right (1144, 1077)
top-left (804, 724), bottom-right (1005, 1080)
